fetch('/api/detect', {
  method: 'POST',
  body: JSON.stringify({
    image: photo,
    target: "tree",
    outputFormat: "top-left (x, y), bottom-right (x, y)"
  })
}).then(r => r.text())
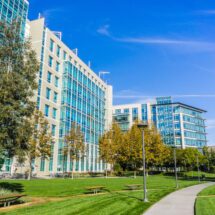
top-left (64, 123), bottom-right (85, 179)
top-left (99, 123), bottom-right (123, 177)
top-left (122, 123), bottom-right (171, 176)
top-left (203, 147), bottom-right (215, 173)
top-left (0, 20), bottom-right (38, 158)
top-left (25, 110), bottom-right (52, 180)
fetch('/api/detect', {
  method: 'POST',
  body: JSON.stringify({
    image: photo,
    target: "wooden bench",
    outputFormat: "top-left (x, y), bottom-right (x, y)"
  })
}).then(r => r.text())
top-left (125, 184), bottom-right (142, 190)
top-left (0, 194), bottom-right (26, 207)
top-left (86, 186), bottom-right (106, 194)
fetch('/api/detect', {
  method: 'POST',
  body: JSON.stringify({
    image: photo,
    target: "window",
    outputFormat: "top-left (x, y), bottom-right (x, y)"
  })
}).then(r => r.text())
top-left (46, 88), bottom-right (51, 100)
top-left (48, 56), bottom-right (53, 67)
top-left (63, 51), bottom-right (67, 60)
top-left (47, 71), bottom-right (52, 83)
top-left (50, 39), bottom-right (54, 52)
top-left (56, 62), bottom-right (60, 72)
top-left (51, 124), bottom-right (56, 136)
top-left (45, 104), bottom-right (49, 117)
top-left (57, 45), bottom-right (61, 57)
top-left (53, 92), bottom-right (58, 103)
top-left (55, 76), bottom-right (59, 87)
top-left (52, 108), bottom-right (57, 119)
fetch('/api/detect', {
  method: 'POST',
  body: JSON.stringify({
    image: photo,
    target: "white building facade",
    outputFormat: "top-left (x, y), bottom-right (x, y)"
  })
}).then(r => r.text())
top-left (27, 18), bottom-right (112, 176)
top-left (113, 97), bottom-right (207, 149)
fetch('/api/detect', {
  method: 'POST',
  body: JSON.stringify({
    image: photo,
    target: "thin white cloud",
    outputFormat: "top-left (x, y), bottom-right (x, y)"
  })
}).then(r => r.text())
top-left (197, 10), bottom-right (215, 15)
top-left (97, 25), bottom-right (215, 51)
top-left (114, 92), bottom-right (215, 99)
top-left (41, 8), bottom-right (64, 24)
top-left (97, 25), bottom-right (111, 36)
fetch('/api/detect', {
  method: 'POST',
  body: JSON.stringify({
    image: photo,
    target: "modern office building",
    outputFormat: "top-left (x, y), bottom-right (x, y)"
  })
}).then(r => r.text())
top-left (0, 0), bottom-right (29, 38)
top-left (113, 97), bottom-right (207, 149)
top-left (26, 18), bottom-right (112, 176)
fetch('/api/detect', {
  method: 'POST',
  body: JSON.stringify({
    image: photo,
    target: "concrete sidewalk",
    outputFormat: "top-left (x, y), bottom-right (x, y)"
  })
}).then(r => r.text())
top-left (144, 182), bottom-right (214, 215)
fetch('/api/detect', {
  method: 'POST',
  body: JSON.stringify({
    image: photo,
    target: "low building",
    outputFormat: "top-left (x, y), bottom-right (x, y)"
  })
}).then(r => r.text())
top-left (113, 97), bottom-right (207, 149)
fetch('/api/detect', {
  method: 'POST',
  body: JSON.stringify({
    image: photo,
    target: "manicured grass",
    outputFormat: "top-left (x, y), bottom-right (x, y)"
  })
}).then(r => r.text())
top-left (196, 185), bottom-right (215, 215)
top-left (0, 175), bottom-right (200, 197)
top-left (0, 189), bottom-right (173, 215)
top-left (186, 171), bottom-right (215, 179)
top-left (0, 175), bottom-right (201, 215)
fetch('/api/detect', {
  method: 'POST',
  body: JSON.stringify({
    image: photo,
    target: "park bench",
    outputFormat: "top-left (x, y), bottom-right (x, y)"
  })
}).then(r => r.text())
top-left (86, 186), bottom-right (106, 194)
top-left (125, 184), bottom-right (142, 190)
top-left (0, 194), bottom-right (26, 207)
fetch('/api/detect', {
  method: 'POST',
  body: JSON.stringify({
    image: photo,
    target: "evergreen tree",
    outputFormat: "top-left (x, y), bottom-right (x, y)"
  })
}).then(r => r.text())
top-left (0, 20), bottom-right (39, 157)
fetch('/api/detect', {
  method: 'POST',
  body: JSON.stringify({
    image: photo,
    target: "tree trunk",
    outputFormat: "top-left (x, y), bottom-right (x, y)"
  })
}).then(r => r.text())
top-left (67, 151), bottom-right (70, 173)
top-left (28, 157), bottom-right (32, 180)
top-left (105, 162), bottom-right (108, 179)
top-left (72, 159), bottom-right (75, 180)
top-left (134, 170), bottom-right (136, 178)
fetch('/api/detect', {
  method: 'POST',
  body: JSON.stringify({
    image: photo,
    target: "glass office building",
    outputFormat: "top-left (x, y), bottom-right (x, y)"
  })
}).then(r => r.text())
top-left (27, 18), bottom-right (112, 176)
top-left (0, 0), bottom-right (29, 38)
top-left (59, 61), bottom-right (107, 172)
top-left (113, 97), bottom-right (207, 149)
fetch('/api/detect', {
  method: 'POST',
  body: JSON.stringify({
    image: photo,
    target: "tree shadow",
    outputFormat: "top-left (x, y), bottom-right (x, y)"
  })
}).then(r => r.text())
top-left (0, 182), bottom-right (24, 193)
top-left (104, 188), bottom-right (144, 202)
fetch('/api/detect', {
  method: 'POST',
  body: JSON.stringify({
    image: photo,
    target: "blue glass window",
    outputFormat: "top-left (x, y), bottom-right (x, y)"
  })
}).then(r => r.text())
top-left (52, 124), bottom-right (56, 136)
top-left (57, 45), bottom-right (61, 57)
top-left (46, 88), bottom-right (51, 100)
top-left (53, 108), bottom-right (57, 119)
top-left (50, 39), bottom-right (54, 52)
top-left (63, 51), bottom-right (67, 60)
top-left (56, 62), bottom-right (60, 72)
top-left (48, 56), bottom-right (53, 67)
top-left (47, 71), bottom-right (52, 83)
top-left (54, 92), bottom-right (58, 103)
top-left (55, 76), bottom-right (59, 87)
top-left (45, 104), bottom-right (49, 117)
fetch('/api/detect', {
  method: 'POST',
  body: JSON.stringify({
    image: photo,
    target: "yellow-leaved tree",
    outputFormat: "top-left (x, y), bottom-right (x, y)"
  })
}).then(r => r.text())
top-left (63, 122), bottom-right (85, 179)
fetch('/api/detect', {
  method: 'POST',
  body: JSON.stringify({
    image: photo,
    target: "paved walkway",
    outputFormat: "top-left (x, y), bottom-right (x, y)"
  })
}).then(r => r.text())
top-left (144, 182), bottom-right (215, 215)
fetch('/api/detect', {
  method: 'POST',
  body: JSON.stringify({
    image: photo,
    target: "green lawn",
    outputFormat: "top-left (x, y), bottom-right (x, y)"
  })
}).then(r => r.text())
top-left (0, 175), bottom-right (202, 215)
top-left (196, 185), bottom-right (215, 215)
top-left (186, 171), bottom-right (215, 179)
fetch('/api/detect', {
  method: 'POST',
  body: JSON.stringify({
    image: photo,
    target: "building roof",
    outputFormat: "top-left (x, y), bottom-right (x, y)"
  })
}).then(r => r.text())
top-left (153, 102), bottom-right (206, 113)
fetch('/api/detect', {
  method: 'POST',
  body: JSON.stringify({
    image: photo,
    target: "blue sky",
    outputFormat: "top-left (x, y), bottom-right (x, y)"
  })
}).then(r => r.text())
top-left (29, 0), bottom-right (215, 145)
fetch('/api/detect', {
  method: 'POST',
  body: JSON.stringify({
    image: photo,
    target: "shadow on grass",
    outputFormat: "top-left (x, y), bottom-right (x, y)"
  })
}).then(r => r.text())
top-left (104, 188), bottom-right (144, 202)
top-left (0, 182), bottom-right (24, 193)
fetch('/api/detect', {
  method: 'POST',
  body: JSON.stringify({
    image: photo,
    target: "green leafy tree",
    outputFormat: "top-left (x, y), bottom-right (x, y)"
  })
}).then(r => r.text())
top-left (99, 123), bottom-right (123, 177)
top-left (25, 110), bottom-right (52, 180)
top-left (64, 122), bottom-right (85, 179)
top-left (122, 123), bottom-right (171, 176)
top-left (0, 20), bottom-right (38, 158)
top-left (203, 146), bottom-right (215, 173)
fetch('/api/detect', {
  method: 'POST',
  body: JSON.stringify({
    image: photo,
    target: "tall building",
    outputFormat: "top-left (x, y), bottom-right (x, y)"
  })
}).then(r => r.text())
top-left (113, 97), bottom-right (207, 149)
top-left (27, 18), bottom-right (112, 175)
top-left (0, 0), bottom-right (29, 38)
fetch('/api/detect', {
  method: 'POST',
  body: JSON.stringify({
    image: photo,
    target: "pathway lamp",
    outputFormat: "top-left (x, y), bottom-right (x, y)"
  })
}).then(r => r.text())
top-left (137, 122), bottom-right (148, 202)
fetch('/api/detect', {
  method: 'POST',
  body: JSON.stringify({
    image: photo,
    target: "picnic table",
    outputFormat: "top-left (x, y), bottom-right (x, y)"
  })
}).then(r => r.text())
top-left (125, 184), bottom-right (142, 190)
top-left (86, 186), bottom-right (106, 194)
top-left (0, 194), bottom-right (26, 207)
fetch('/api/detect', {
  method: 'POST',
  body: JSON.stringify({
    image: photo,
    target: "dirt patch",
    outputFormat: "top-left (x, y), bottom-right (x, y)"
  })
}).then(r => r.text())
top-left (0, 196), bottom-right (68, 212)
